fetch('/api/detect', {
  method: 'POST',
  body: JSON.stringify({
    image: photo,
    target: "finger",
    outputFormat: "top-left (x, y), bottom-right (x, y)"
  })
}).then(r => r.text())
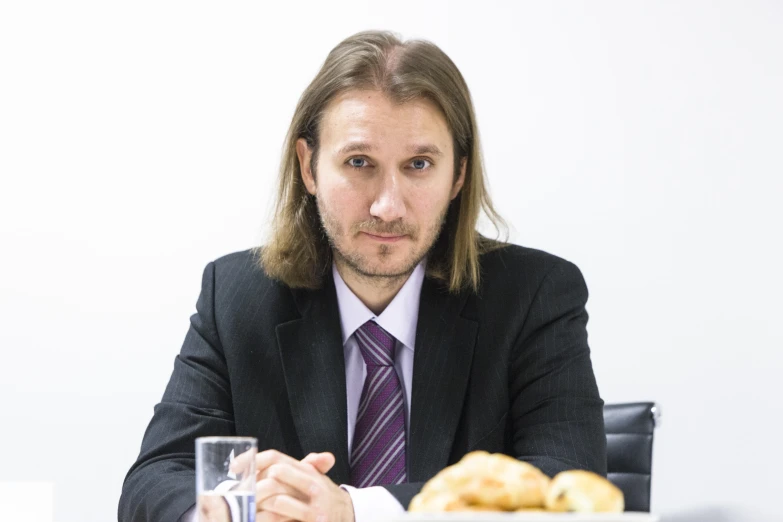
top-left (301, 452), bottom-right (335, 474)
top-left (256, 477), bottom-right (308, 505)
top-left (228, 447), bottom-right (257, 475)
top-left (268, 463), bottom-right (321, 499)
top-left (256, 511), bottom-right (294, 522)
top-left (258, 494), bottom-right (316, 522)
top-left (255, 450), bottom-right (305, 475)
top-left (256, 450), bottom-right (323, 480)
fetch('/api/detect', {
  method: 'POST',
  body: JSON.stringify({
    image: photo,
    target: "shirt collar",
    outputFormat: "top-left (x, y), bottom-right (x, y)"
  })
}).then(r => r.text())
top-left (332, 259), bottom-right (426, 351)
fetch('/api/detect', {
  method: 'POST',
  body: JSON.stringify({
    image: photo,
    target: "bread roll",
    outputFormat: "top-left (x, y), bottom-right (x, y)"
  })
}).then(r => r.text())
top-left (409, 451), bottom-right (550, 512)
top-left (545, 470), bottom-right (624, 513)
top-left (409, 490), bottom-right (467, 512)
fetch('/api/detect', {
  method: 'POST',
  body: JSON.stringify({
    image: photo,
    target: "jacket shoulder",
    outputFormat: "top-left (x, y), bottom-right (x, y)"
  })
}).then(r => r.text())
top-left (476, 243), bottom-right (587, 299)
top-left (210, 248), bottom-right (279, 286)
top-left (207, 248), bottom-right (298, 326)
top-left (210, 249), bottom-right (268, 290)
top-left (212, 248), bottom-right (259, 272)
top-left (480, 243), bottom-right (578, 279)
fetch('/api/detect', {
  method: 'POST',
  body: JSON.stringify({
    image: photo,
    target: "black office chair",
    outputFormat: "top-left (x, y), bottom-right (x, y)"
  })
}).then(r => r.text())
top-left (604, 402), bottom-right (660, 512)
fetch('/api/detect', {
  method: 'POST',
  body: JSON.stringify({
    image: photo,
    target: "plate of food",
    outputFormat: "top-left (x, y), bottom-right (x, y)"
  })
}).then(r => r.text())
top-left (392, 451), bottom-right (659, 522)
top-left (394, 511), bottom-right (659, 522)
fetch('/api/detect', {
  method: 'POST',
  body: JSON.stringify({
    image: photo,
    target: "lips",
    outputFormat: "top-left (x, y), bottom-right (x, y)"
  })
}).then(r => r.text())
top-left (361, 232), bottom-right (407, 243)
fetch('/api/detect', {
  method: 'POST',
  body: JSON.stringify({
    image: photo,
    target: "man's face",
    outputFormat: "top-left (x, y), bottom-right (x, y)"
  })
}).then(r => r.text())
top-left (297, 89), bottom-right (466, 279)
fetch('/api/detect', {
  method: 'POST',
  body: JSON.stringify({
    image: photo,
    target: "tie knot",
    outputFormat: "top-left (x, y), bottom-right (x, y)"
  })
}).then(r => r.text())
top-left (355, 320), bottom-right (395, 366)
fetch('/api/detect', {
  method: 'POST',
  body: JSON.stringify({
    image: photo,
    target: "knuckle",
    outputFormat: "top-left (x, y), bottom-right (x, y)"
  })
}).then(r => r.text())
top-left (261, 449), bottom-right (280, 460)
top-left (256, 477), bottom-right (275, 495)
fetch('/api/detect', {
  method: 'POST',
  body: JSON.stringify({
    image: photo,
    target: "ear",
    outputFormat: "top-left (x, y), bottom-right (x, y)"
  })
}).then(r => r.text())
top-left (450, 157), bottom-right (467, 200)
top-left (296, 138), bottom-right (317, 195)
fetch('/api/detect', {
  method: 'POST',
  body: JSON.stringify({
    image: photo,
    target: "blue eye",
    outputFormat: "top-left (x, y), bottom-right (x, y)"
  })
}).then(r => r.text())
top-left (411, 159), bottom-right (431, 170)
top-left (348, 158), bottom-right (368, 169)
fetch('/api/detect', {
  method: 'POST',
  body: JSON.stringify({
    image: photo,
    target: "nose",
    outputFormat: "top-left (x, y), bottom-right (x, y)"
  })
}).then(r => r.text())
top-left (369, 171), bottom-right (407, 222)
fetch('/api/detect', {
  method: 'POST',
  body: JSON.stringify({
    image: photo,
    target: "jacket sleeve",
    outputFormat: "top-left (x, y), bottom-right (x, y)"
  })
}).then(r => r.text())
top-left (119, 262), bottom-right (235, 522)
top-left (509, 258), bottom-right (607, 477)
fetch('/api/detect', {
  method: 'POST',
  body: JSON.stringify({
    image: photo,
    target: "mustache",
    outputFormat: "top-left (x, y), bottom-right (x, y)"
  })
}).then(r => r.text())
top-left (352, 219), bottom-right (418, 238)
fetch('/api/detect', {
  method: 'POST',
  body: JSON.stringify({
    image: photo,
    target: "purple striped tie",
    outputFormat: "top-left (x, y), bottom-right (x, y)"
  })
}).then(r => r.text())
top-left (349, 320), bottom-right (407, 488)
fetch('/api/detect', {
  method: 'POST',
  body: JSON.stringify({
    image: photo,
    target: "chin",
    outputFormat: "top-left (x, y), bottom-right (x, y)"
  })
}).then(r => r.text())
top-left (362, 258), bottom-right (412, 276)
top-left (347, 246), bottom-right (421, 278)
top-left (366, 262), bottom-right (413, 277)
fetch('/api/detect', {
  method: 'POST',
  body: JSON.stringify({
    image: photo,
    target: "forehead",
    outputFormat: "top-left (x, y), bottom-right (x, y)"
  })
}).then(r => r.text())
top-left (319, 89), bottom-right (453, 151)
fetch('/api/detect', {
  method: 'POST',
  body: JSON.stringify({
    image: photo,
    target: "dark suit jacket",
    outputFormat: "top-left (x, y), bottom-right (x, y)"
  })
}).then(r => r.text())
top-left (118, 244), bottom-right (606, 522)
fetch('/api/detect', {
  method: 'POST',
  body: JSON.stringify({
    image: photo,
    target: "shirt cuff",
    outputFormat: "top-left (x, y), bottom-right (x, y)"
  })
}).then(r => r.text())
top-left (341, 485), bottom-right (405, 522)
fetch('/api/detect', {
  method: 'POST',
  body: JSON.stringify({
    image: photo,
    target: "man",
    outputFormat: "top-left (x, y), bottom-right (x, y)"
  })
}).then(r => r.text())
top-left (119, 30), bottom-right (606, 522)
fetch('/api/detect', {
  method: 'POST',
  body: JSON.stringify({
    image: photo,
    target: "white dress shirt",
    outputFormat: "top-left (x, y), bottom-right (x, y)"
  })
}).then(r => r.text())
top-left (181, 260), bottom-right (425, 522)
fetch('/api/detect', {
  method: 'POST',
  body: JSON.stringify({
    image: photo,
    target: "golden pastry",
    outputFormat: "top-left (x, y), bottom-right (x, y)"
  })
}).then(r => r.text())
top-left (409, 451), bottom-right (550, 512)
top-left (545, 470), bottom-right (624, 513)
top-left (461, 505), bottom-right (506, 512)
top-left (408, 490), bottom-right (467, 512)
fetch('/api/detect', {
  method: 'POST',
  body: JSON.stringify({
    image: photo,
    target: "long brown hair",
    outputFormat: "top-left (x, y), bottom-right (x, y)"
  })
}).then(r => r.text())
top-left (257, 30), bottom-right (507, 293)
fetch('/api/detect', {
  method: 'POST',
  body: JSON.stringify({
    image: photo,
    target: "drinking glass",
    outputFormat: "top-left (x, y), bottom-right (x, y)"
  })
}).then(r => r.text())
top-left (195, 436), bottom-right (257, 522)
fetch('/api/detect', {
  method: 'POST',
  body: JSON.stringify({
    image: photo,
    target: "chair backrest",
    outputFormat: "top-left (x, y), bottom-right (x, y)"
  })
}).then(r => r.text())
top-left (603, 402), bottom-right (659, 512)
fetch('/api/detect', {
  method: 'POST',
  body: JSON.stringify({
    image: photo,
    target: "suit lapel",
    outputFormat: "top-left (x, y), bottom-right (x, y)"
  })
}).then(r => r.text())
top-left (408, 276), bottom-right (478, 482)
top-left (276, 273), bottom-right (351, 485)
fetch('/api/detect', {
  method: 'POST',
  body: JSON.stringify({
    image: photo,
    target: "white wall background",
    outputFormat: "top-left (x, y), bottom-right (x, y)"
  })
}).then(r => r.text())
top-left (1, 1), bottom-right (781, 521)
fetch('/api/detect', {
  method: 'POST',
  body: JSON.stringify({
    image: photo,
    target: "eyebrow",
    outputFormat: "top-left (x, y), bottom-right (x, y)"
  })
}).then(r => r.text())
top-left (336, 142), bottom-right (444, 157)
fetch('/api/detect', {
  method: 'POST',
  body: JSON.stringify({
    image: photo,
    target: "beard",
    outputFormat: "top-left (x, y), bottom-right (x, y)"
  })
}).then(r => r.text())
top-left (316, 194), bottom-right (448, 280)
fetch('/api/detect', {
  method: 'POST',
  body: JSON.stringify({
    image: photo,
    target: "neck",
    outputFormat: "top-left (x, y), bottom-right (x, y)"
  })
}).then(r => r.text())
top-left (334, 258), bottom-right (413, 315)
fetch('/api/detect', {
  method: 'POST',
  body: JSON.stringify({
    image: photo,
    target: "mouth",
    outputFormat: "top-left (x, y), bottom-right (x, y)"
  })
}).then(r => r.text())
top-left (361, 232), bottom-right (407, 243)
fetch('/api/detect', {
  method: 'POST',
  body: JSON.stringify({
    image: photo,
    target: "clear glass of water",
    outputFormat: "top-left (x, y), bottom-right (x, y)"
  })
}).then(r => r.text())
top-left (196, 436), bottom-right (257, 522)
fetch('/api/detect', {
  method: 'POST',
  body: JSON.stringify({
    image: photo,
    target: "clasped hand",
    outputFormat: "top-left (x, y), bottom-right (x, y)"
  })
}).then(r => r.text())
top-left (221, 449), bottom-right (355, 522)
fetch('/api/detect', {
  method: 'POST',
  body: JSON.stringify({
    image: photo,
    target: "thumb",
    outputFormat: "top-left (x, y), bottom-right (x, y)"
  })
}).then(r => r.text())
top-left (302, 452), bottom-right (336, 474)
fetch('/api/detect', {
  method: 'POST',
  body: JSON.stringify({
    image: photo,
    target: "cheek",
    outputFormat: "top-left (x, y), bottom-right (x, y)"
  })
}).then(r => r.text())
top-left (408, 181), bottom-right (453, 221)
top-left (320, 179), bottom-right (366, 219)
